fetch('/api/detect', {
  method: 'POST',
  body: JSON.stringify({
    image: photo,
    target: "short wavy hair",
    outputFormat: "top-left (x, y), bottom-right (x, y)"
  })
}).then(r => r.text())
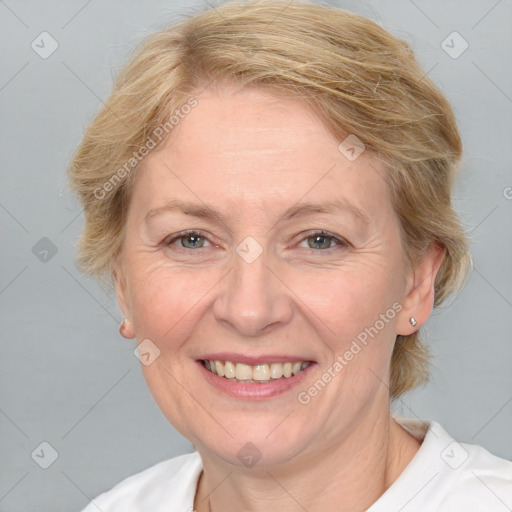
top-left (68, 0), bottom-right (471, 397)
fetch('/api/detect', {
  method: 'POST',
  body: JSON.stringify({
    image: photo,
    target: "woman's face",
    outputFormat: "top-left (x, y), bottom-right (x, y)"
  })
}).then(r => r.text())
top-left (117, 86), bottom-right (416, 466)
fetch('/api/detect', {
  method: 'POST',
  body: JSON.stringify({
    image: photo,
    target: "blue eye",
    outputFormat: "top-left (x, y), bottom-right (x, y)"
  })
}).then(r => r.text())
top-left (299, 231), bottom-right (347, 250)
top-left (165, 231), bottom-right (211, 249)
top-left (164, 229), bottom-right (347, 252)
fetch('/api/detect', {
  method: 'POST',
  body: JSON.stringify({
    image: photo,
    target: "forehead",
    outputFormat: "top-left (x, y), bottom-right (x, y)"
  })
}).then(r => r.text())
top-left (153, 86), bottom-right (340, 178)
top-left (133, 86), bottom-right (392, 223)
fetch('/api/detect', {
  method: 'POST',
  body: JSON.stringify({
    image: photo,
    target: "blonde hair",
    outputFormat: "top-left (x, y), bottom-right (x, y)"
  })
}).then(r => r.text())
top-left (68, 0), bottom-right (471, 397)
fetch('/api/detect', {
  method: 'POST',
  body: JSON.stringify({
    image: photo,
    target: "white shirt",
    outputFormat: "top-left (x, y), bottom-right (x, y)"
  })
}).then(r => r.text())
top-left (80, 418), bottom-right (512, 511)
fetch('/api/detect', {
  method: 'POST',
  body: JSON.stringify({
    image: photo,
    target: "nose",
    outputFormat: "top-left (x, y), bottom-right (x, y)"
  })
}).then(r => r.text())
top-left (212, 248), bottom-right (293, 337)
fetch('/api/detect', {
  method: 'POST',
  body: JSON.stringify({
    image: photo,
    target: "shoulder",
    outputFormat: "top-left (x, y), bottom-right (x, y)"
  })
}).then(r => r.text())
top-left (370, 418), bottom-right (512, 512)
top-left (79, 451), bottom-right (202, 512)
top-left (438, 440), bottom-right (512, 510)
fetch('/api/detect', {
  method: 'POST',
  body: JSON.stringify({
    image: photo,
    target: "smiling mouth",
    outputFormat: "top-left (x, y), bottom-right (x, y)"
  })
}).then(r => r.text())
top-left (201, 360), bottom-right (313, 383)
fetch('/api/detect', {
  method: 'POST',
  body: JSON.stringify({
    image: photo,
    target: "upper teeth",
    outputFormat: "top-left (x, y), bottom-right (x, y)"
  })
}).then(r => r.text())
top-left (204, 360), bottom-right (310, 381)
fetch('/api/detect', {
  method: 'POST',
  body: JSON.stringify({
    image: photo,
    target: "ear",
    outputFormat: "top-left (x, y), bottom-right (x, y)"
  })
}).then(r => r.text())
top-left (396, 243), bottom-right (445, 336)
top-left (113, 260), bottom-right (135, 339)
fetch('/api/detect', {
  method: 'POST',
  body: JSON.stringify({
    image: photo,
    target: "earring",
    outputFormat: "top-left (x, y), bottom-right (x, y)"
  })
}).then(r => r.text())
top-left (119, 319), bottom-right (132, 338)
top-left (409, 317), bottom-right (417, 327)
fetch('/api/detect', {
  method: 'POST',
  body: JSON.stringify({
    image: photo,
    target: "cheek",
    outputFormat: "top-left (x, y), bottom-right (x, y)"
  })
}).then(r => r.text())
top-left (294, 270), bottom-right (401, 415)
top-left (126, 260), bottom-right (220, 347)
top-left (296, 266), bottom-right (399, 334)
top-left (287, 263), bottom-right (401, 382)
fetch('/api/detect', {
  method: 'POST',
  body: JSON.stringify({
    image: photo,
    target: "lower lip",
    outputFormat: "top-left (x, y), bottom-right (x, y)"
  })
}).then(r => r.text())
top-left (196, 360), bottom-right (316, 400)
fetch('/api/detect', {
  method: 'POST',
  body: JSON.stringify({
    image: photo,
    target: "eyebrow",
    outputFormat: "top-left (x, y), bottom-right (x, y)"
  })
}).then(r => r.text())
top-left (145, 199), bottom-right (370, 226)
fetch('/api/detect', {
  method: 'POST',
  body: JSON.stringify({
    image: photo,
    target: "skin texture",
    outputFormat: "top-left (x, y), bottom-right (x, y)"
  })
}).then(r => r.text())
top-left (116, 84), bottom-right (444, 512)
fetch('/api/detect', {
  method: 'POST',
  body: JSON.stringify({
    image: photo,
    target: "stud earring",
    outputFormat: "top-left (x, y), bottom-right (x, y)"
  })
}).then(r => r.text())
top-left (409, 317), bottom-right (417, 327)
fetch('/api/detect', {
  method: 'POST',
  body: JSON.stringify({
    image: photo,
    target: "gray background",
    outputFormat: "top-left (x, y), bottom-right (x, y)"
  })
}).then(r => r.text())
top-left (1, 0), bottom-right (511, 510)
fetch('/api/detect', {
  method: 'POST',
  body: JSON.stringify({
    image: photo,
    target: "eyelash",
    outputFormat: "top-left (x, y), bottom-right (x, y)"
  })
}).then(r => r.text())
top-left (164, 229), bottom-right (349, 252)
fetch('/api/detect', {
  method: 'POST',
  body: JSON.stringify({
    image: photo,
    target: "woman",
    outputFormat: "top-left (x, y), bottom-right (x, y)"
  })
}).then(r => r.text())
top-left (69, 1), bottom-right (512, 510)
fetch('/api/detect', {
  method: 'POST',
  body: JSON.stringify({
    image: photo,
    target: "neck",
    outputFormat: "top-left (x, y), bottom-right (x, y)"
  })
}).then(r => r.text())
top-left (194, 410), bottom-right (420, 512)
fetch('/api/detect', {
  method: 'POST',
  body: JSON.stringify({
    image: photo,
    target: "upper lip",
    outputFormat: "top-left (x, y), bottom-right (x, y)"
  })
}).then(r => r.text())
top-left (198, 353), bottom-right (315, 365)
